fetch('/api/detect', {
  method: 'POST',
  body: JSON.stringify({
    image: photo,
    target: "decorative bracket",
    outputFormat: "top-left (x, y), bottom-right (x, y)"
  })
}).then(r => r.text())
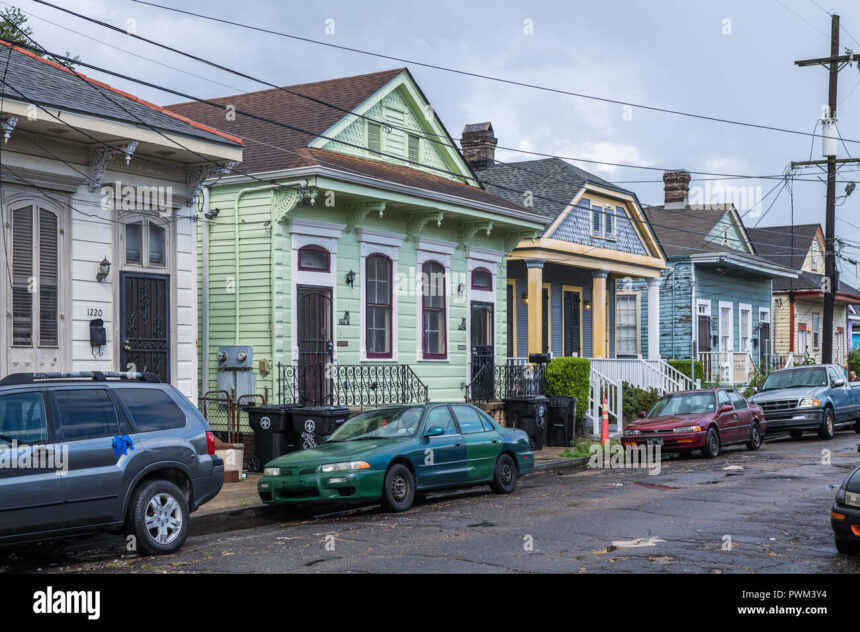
top-left (1, 116), bottom-right (17, 143)
top-left (345, 200), bottom-right (386, 232)
top-left (503, 230), bottom-right (539, 253)
top-left (185, 161), bottom-right (235, 207)
top-left (457, 221), bottom-right (493, 249)
top-left (406, 211), bottom-right (444, 241)
top-left (88, 141), bottom-right (138, 191)
top-left (273, 187), bottom-right (303, 223)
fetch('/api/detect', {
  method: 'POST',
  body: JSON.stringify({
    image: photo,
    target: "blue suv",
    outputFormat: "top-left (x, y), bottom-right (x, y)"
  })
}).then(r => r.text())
top-left (0, 371), bottom-right (223, 555)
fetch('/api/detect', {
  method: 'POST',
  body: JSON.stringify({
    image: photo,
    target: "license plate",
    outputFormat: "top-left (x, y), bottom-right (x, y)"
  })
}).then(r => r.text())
top-left (646, 438), bottom-right (664, 446)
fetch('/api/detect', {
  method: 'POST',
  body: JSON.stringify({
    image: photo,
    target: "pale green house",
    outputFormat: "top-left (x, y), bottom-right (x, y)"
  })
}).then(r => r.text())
top-left (168, 69), bottom-right (546, 408)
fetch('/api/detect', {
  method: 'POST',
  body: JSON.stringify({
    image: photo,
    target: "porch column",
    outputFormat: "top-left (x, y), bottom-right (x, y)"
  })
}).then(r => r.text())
top-left (525, 258), bottom-right (545, 356)
top-left (592, 269), bottom-right (609, 358)
top-left (646, 277), bottom-right (661, 360)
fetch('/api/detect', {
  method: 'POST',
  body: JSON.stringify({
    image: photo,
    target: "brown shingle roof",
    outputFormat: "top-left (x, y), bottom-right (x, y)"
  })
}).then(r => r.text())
top-left (643, 204), bottom-right (747, 257)
top-left (746, 224), bottom-right (820, 269)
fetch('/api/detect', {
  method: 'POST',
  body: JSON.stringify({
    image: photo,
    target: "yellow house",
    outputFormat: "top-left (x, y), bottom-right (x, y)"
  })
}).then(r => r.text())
top-left (747, 224), bottom-right (860, 366)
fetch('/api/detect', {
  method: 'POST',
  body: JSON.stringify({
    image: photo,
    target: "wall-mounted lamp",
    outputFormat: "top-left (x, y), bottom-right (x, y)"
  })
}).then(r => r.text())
top-left (339, 311), bottom-right (350, 326)
top-left (458, 318), bottom-right (467, 330)
top-left (346, 269), bottom-right (355, 288)
top-left (521, 292), bottom-right (528, 305)
top-left (204, 207), bottom-right (220, 220)
top-left (584, 301), bottom-right (592, 311)
top-left (96, 257), bottom-right (111, 282)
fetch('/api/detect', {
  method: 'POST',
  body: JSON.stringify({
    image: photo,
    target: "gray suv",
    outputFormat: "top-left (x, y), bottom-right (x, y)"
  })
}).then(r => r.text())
top-left (0, 371), bottom-right (223, 555)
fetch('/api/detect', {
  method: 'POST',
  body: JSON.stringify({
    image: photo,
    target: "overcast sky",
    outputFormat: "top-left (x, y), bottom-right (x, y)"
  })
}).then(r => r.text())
top-left (17, 0), bottom-right (860, 283)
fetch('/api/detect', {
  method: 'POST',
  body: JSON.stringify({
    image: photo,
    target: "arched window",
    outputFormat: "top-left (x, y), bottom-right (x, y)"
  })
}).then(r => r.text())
top-left (366, 254), bottom-right (392, 357)
top-left (471, 267), bottom-right (492, 291)
top-left (422, 261), bottom-right (447, 358)
top-left (298, 244), bottom-right (330, 272)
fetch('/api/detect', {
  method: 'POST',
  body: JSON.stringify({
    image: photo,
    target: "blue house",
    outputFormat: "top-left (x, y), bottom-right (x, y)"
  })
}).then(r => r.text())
top-left (643, 171), bottom-right (797, 385)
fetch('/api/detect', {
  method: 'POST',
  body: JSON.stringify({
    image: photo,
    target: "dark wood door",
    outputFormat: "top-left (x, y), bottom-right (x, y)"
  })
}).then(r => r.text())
top-left (697, 316), bottom-right (712, 352)
top-left (506, 283), bottom-right (515, 358)
top-left (563, 290), bottom-right (580, 356)
top-left (297, 287), bottom-right (333, 405)
top-left (120, 272), bottom-right (169, 382)
top-left (471, 302), bottom-right (494, 400)
top-left (759, 322), bottom-right (770, 360)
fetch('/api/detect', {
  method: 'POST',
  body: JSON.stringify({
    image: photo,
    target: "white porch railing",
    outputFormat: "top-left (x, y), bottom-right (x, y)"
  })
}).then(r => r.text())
top-left (589, 358), bottom-right (693, 395)
top-left (697, 351), bottom-right (757, 385)
top-left (588, 367), bottom-right (622, 436)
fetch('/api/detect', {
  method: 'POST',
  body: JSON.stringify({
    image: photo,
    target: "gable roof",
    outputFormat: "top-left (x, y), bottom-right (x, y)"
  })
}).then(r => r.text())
top-left (643, 204), bottom-right (753, 257)
top-left (478, 157), bottom-right (633, 223)
top-left (166, 68), bottom-right (538, 217)
top-left (746, 224), bottom-right (821, 270)
top-left (0, 41), bottom-right (241, 147)
top-left (772, 271), bottom-right (860, 301)
top-left (168, 68), bottom-right (402, 173)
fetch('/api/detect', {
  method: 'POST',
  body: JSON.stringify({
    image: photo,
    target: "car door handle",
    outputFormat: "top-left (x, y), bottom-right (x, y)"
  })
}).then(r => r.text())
top-left (492, 439), bottom-right (500, 444)
top-left (455, 442), bottom-right (462, 447)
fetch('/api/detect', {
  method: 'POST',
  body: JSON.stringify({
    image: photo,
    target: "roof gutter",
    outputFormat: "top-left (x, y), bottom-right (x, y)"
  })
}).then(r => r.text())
top-left (687, 252), bottom-right (798, 279)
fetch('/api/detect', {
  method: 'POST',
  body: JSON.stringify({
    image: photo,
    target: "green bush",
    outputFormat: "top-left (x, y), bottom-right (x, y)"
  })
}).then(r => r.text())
top-left (849, 348), bottom-right (860, 375)
top-left (545, 357), bottom-right (590, 422)
top-left (621, 382), bottom-right (661, 421)
top-left (667, 359), bottom-right (704, 384)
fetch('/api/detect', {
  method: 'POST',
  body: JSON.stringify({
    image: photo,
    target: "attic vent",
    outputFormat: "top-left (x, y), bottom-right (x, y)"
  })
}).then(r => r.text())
top-left (408, 134), bottom-right (419, 163)
top-left (367, 122), bottom-right (381, 154)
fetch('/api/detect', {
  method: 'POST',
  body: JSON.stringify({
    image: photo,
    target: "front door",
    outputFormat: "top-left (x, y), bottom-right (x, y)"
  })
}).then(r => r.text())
top-left (563, 290), bottom-right (580, 356)
top-left (297, 287), bottom-right (333, 405)
top-left (470, 302), bottom-right (494, 401)
top-left (120, 272), bottom-right (170, 382)
top-left (759, 322), bottom-right (770, 362)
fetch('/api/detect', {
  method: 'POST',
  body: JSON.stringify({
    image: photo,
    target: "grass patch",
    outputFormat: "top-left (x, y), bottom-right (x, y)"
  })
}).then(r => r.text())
top-left (559, 438), bottom-right (622, 459)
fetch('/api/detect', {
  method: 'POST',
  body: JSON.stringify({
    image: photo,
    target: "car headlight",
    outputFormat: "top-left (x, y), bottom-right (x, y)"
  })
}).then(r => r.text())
top-left (320, 461), bottom-right (371, 473)
top-left (799, 398), bottom-right (821, 408)
top-left (263, 467), bottom-right (280, 477)
top-left (838, 489), bottom-right (860, 508)
top-left (673, 425), bottom-right (704, 433)
top-left (623, 429), bottom-right (641, 436)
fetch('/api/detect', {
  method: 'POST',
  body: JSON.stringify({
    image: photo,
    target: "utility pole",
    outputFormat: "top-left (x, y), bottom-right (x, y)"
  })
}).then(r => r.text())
top-left (794, 14), bottom-right (859, 364)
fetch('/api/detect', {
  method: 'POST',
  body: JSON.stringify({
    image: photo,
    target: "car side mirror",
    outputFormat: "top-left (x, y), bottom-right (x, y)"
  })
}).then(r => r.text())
top-left (833, 379), bottom-right (846, 387)
top-left (638, 411), bottom-right (646, 418)
top-left (719, 404), bottom-right (733, 414)
top-left (424, 426), bottom-right (444, 437)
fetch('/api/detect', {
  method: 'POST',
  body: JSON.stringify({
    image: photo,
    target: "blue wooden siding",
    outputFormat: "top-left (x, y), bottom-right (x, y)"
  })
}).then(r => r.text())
top-left (658, 261), bottom-right (694, 359)
top-left (550, 199), bottom-right (648, 256)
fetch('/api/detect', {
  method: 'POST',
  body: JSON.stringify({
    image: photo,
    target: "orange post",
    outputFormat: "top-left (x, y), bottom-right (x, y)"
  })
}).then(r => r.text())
top-left (601, 391), bottom-right (610, 445)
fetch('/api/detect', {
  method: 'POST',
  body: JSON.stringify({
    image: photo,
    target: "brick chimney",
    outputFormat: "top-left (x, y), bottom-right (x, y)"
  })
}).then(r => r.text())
top-left (663, 170), bottom-right (691, 209)
top-left (461, 122), bottom-right (497, 171)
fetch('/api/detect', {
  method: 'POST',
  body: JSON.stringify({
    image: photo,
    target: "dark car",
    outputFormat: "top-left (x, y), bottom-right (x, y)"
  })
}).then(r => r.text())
top-left (258, 403), bottom-right (533, 512)
top-left (0, 371), bottom-right (223, 555)
top-left (832, 454), bottom-right (860, 555)
top-left (621, 388), bottom-right (765, 458)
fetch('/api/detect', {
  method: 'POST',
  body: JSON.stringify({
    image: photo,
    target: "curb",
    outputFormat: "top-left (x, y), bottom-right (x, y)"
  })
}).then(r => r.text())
top-left (190, 457), bottom-right (589, 536)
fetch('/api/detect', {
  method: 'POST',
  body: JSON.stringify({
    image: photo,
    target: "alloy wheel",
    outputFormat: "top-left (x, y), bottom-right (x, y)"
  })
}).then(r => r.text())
top-left (144, 492), bottom-right (183, 545)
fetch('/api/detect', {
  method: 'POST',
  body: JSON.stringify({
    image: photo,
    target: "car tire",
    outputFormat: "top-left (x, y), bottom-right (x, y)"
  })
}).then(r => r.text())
top-left (381, 463), bottom-right (415, 513)
top-left (490, 453), bottom-right (518, 494)
top-left (702, 426), bottom-right (720, 459)
top-left (854, 420), bottom-right (860, 434)
top-left (789, 430), bottom-right (804, 440)
top-left (835, 538), bottom-right (859, 555)
top-left (126, 479), bottom-right (189, 556)
top-left (746, 422), bottom-right (763, 451)
top-left (818, 409), bottom-right (835, 440)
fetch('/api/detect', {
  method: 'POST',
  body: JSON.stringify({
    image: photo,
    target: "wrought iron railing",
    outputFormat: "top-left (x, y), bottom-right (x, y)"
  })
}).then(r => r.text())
top-left (276, 363), bottom-right (430, 409)
top-left (465, 361), bottom-right (546, 405)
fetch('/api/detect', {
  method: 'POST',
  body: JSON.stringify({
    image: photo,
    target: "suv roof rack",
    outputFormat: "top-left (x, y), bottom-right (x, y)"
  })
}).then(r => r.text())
top-left (0, 371), bottom-right (161, 387)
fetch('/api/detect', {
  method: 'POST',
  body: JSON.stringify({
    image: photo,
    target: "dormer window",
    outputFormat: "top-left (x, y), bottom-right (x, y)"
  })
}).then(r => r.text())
top-left (590, 204), bottom-right (616, 240)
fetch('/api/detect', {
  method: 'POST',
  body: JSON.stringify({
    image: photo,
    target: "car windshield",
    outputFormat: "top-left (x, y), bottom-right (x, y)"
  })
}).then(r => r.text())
top-left (647, 393), bottom-right (716, 417)
top-left (760, 368), bottom-right (828, 391)
top-left (327, 407), bottom-right (424, 441)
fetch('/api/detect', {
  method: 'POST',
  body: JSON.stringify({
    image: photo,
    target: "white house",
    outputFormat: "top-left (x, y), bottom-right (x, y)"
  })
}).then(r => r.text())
top-left (0, 42), bottom-right (242, 401)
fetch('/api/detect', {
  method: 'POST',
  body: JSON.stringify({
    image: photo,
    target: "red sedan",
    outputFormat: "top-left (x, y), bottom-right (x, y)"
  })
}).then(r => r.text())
top-left (621, 388), bottom-right (766, 458)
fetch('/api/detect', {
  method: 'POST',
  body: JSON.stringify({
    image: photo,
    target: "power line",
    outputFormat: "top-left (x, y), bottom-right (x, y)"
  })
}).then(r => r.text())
top-left (37, 0), bottom-right (860, 148)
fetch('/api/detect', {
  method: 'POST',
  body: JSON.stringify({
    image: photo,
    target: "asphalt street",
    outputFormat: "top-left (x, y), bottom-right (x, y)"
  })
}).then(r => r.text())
top-left (6, 431), bottom-right (860, 574)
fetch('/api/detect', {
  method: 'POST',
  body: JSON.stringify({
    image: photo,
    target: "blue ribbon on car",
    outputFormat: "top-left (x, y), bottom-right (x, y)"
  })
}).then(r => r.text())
top-left (112, 434), bottom-right (135, 458)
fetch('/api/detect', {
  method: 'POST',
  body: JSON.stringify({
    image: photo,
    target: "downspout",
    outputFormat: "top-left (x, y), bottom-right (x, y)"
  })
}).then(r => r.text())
top-left (690, 261), bottom-right (696, 387)
top-left (201, 186), bottom-right (211, 395)
top-left (233, 181), bottom-right (307, 344)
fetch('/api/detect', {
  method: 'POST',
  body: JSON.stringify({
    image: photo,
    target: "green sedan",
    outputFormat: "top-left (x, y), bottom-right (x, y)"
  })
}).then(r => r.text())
top-left (257, 403), bottom-right (534, 512)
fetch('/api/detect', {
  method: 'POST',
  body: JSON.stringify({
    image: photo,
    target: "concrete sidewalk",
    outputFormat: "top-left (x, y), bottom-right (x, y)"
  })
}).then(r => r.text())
top-left (191, 446), bottom-right (589, 535)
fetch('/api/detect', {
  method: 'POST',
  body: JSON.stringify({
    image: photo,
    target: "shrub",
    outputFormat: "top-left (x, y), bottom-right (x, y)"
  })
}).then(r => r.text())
top-left (849, 348), bottom-right (860, 375)
top-left (621, 382), bottom-right (661, 421)
top-left (668, 359), bottom-right (705, 384)
top-left (545, 357), bottom-right (590, 422)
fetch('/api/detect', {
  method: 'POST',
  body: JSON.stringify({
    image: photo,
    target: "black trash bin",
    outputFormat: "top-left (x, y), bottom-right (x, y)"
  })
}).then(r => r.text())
top-left (504, 395), bottom-right (548, 450)
top-left (546, 396), bottom-right (577, 447)
top-left (291, 406), bottom-right (351, 449)
top-left (244, 405), bottom-right (300, 472)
